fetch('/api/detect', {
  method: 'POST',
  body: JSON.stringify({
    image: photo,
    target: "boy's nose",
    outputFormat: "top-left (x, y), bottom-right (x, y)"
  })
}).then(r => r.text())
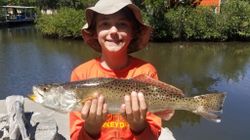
top-left (109, 26), bottom-right (118, 34)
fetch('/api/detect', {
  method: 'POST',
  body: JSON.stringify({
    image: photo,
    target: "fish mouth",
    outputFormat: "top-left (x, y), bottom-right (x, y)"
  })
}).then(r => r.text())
top-left (28, 93), bottom-right (36, 101)
top-left (28, 86), bottom-right (44, 103)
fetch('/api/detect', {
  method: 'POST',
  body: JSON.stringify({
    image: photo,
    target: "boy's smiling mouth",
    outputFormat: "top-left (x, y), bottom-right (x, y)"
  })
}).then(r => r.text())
top-left (106, 39), bottom-right (123, 44)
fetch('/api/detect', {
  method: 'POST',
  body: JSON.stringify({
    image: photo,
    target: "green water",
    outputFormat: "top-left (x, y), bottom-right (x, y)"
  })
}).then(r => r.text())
top-left (1, 26), bottom-right (250, 140)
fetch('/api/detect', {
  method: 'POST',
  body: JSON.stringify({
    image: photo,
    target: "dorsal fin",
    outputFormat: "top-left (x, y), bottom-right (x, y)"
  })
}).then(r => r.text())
top-left (132, 74), bottom-right (184, 96)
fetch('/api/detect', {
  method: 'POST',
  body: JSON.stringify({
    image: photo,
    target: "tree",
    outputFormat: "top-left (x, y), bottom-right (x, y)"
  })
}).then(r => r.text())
top-left (0, 0), bottom-right (8, 6)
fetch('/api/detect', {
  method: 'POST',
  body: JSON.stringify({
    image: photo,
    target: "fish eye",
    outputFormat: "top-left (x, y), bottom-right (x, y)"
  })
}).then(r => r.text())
top-left (42, 87), bottom-right (49, 92)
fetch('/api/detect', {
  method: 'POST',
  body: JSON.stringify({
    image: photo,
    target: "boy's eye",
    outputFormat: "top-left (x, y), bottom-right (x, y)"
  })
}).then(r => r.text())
top-left (97, 20), bottom-right (131, 30)
top-left (117, 22), bottom-right (130, 28)
top-left (98, 22), bottom-right (110, 28)
top-left (118, 23), bottom-right (126, 27)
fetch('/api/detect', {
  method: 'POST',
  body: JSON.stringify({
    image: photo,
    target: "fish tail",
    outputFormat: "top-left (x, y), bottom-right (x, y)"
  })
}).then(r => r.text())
top-left (192, 93), bottom-right (226, 123)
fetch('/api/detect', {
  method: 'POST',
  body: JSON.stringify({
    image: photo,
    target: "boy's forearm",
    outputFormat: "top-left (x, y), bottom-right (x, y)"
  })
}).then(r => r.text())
top-left (133, 123), bottom-right (160, 140)
top-left (71, 126), bottom-right (98, 140)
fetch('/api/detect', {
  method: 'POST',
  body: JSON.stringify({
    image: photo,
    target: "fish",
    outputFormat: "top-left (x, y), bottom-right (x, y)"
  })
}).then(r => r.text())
top-left (28, 74), bottom-right (226, 123)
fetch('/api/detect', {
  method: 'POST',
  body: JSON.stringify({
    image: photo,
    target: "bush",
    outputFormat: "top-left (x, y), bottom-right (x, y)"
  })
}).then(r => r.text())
top-left (164, 6), bottom-right (189, 40)
top-left (221, 0), bottom-right (250, 40)
top-left (160, 6), bottom-right (226, 41)
top-left (183, 7), bottom-right (226, 41)
top-left (143, 0), bottom-right (250, 41)
top-left (142, 0), bottom-right (172, 41)
top-left (36, 0), bottom-right (250, 41)
top-left (36, 7), bottom-right (84, 38)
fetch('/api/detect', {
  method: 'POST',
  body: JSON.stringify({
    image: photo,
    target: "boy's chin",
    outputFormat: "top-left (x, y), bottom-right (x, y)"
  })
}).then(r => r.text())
top-left (104, 45), bottom-right (127, 53)
top-left (107, 49), bottom-right (125, 53)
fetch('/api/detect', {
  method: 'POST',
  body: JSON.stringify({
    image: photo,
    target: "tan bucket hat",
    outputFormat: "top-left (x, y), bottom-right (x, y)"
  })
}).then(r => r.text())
top-left (81, 0), bottom-right (152, 53)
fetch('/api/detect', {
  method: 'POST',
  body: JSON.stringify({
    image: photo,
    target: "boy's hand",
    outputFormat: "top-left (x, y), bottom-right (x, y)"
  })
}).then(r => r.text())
top-left (81, 93), bottom-right (107, 137)
top-left (120, 91), bottom-right (148, 134)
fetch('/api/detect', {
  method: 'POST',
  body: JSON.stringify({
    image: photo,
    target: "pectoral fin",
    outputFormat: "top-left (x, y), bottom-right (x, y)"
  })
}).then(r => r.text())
top-left (154, 109), bottom-right (175, 121)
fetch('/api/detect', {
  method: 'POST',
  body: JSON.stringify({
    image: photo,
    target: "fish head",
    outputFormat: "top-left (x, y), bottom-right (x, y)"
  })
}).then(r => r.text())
top-left (28, 83), bottom-right (79, 112)
top-left (29, 83), bottom-right (61, 103)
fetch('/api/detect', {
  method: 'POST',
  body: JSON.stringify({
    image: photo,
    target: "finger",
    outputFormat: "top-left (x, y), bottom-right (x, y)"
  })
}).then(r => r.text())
top-left (120, 104), bottom-right (126, 118)
top-left (96, 95), bottom-right (104, 116)
top-left (138, 92), bottom-right (147, 120)
top-left (131, 91), bottom-right (140, 121)
top-left (93, 92), bottom-right (100, 97)
top-left (89, 98), bottom-right (98, 120)
top-left (124, 95), bottom-right (133, 121)
top-left (102, 103), bottom-right (108, 121)
top-left (81, 100), bottom-right (91, 119)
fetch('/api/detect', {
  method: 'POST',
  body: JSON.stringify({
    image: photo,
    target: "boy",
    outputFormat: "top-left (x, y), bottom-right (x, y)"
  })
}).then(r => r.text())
top-left (70, 0), bottom-right (174, 139)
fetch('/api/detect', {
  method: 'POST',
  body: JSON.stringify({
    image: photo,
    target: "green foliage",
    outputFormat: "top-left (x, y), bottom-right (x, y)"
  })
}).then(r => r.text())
top-left (36, 7), bottom-right (84, 38)
top-left (221, 0), bottom-right (250, 39)
top-left (35, 0), bottom-right (97, 39)
top-left (164, 6), bottom-right (188, 40)
top-left (3, 0), bottom-right (37, 6)
top-left (56, 0), bottom-right (97, 9)
top-left (0, 0), bottom-right (8, 6)
top-left (37, 0), bottom-right (59, 9)
top-left (0, 8), bottom-right (5, 21)
top-left (143, 0), bottom-right (171, 41)
top-left (143, 0), bottom-right (250, 41)
top-left (37, 0), bottom-right (98, 10)
top-left (35, 0), bottom-right (250, 41)
top-left (185, 7), bottom-right (215, 40)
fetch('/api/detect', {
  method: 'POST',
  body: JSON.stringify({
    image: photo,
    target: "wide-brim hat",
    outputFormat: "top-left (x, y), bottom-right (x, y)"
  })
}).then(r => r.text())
top-left (81, 0), bottom-right (152, 53)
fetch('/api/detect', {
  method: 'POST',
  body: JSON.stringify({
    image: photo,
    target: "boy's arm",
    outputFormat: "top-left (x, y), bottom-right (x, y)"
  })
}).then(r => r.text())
top-left (130, 70), bottom-right (161, 139)
top-left (120, 91), bottom-right (161, 140)
top-left (70, 71), bottom-right (96, 140)
top-left (133, 112), bottom-right (162, 140)
top-left (70, 112), bottom-right (99, 140)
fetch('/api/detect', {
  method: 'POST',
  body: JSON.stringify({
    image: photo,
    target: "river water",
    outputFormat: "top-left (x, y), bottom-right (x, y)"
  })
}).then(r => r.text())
top-left (1, 26), bottom-right (250, 140)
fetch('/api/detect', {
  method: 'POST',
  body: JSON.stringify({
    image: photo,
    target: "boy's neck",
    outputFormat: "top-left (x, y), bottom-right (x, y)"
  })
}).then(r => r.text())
top-left (100, 53), bottom-right (129, 70)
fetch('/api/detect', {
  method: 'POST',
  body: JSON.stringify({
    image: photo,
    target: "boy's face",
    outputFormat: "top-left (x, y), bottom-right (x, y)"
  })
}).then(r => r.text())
top-left (95, 11), bottom-right (134, 54)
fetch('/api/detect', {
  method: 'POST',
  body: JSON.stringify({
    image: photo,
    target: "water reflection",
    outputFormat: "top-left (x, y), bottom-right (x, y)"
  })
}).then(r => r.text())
top-left (137, 43), bottom-right (250, 94)
top-left (0, 26), bottom-right (99, 97)
top-left (136, 42), bottom-right (250, 134)
top-left (1, 26), bottom-right (250, 140)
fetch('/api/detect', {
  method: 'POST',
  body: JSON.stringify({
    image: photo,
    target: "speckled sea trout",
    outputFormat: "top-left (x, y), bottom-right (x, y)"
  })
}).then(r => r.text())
top-left (28, 74), bottom-right (226, 123)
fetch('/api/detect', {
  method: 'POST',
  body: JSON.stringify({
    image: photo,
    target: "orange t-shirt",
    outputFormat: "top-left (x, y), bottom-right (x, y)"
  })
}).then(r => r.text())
top-left (70, 56), bottom-right (162, 140)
